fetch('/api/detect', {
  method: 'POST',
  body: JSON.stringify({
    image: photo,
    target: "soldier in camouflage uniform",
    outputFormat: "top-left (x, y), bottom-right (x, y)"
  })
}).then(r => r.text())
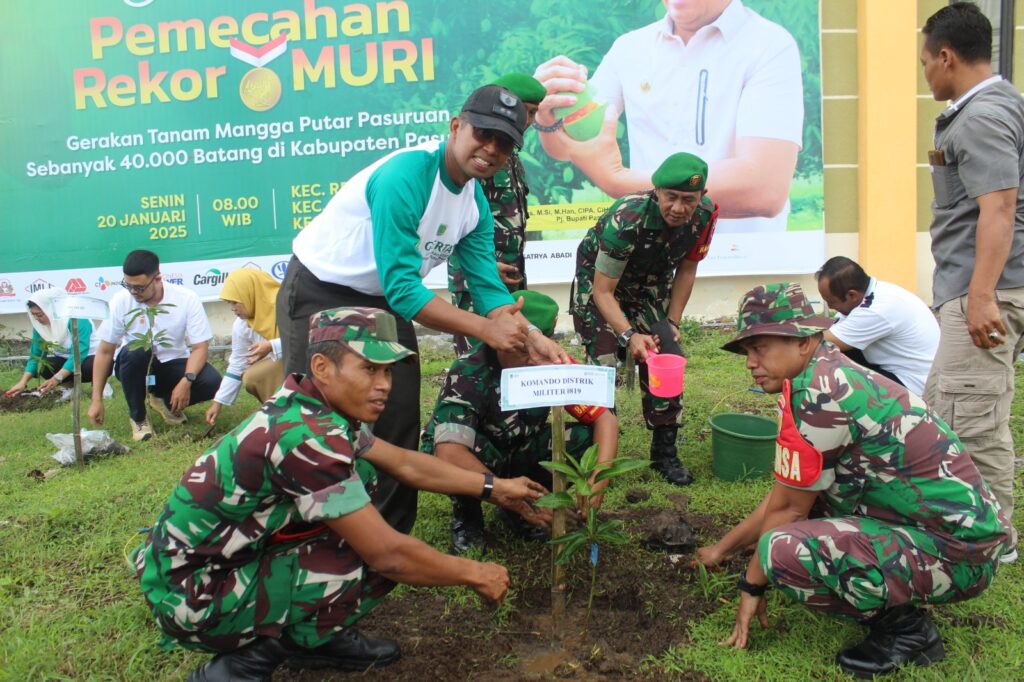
top-left (696, 283), bottom-right (1010, 678)
top-left (572, 152), bottom-right (718, 486)
top-left (423, 290), bottom-right (619, 553)
top-left (449, 73), bottom-right (546, 354)
top-left (137, 307), bottom-right (547, 682)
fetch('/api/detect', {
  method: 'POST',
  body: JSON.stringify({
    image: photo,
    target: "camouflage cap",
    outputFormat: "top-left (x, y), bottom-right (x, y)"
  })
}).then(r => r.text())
top-left (721, 283), bottom-right (833, 354)
top-left (514, 290), bottom-right (559, 337)
top-left (308, 307), bottom-right (416, 364)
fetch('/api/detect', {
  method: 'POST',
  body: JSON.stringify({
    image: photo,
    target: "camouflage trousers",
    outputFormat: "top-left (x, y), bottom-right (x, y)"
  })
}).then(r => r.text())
top-left (759, 516), bottom-right (998, 620)
top-left (572, 300), bottom-right (680, 429)
top-left (143, 533), bottom-right (394, 653)
top-left (476, 421), bottom-right (595, 486)
top-left (449, 272), bottom-right (526, 356)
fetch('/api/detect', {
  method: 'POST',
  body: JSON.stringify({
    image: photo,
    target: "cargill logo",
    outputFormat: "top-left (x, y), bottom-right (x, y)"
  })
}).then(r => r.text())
top-left (436, 223), bottom-right (448, 236)
top-left (194, 269), bottom-right (229, 286)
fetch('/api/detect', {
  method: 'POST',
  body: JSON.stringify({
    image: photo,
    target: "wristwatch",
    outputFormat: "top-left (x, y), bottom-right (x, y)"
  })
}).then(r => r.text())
top-left (184, 372), bottom-right (197, 383)
top-left (618, 328), bottom-right (637, 348)
top-left (737, 576), bottom-right (769, 597)
top-left (481, 472), bottom-right (494, 500)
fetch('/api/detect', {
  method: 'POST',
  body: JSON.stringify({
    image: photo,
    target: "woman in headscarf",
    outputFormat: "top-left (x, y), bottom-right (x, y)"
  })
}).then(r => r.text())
top-left (205, 269), bottom-right (285, 424)
top-left (4, 288), bottom-right (100, 397)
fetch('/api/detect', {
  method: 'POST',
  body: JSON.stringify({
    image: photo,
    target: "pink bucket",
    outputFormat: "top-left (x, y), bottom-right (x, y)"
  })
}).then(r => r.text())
top-left (647, 352), bottom-right (687, 398)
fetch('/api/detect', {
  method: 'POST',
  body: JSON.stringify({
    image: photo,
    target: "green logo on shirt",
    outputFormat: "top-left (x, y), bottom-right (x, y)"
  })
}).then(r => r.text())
top-left (437, 223), bottom-right (448, 235)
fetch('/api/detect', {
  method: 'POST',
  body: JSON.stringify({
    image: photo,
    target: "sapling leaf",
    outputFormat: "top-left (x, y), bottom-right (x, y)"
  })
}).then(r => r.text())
top-left (535, 492), bottom-right (575, 509)
top-left (593, 458), bottom-right (650, 483)
top-left (580, 443), bottom-right (599, 474)
top-left (540, 461), bottom-right (581, 478)
top-left (551, 528), bottom-right (588, 546)
top-left (554, 534), bottom-right (589, 565)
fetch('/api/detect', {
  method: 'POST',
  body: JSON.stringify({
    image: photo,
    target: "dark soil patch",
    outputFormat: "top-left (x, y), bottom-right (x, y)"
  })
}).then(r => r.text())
top-left (0, 391), bottom-right (62, 413)
top-left (276, 507), bottom-right (742, 681)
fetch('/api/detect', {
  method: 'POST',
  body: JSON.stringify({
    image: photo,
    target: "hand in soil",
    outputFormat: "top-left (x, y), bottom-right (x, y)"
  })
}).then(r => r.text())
top-left (38, 377), bottom-right (61, 394)
top-left (471, 562), bottom-right (510, 605)
top-left (4, 382), bottom-right (27, 398)
top-left (694, 544), bottom-right (727, 570)
top-left (503, 499), bottom-right (552, 530)
top-left (720, 592), bottom-right (769, 649)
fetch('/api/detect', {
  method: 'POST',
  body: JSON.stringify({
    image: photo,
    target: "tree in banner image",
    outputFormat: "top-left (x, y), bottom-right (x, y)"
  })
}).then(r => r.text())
top-left (536, 443), bottom-right (649, 625)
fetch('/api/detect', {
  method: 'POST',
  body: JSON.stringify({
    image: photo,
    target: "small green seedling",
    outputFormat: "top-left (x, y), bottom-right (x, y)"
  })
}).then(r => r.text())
top-left (536, 444), bottom-right (649, 622)
top-left (125, 303), bottom-right (175, 428)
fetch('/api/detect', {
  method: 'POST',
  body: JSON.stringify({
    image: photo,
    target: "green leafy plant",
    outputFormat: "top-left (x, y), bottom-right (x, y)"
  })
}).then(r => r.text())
top-left (536, 444), bottom-right (649, 622)
top-left (29, 339), bottom-right (65, 385)
top-left (124, 303), bottom-right (175, 424)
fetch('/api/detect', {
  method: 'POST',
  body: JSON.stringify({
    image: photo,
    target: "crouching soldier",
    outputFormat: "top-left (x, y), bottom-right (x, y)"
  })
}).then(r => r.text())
top-left (697, 283), bottom-right (1010, 678)
top-left (135, 308), bottom-right (548, 682)
top-left (422, 291), bottom-right (619, 553)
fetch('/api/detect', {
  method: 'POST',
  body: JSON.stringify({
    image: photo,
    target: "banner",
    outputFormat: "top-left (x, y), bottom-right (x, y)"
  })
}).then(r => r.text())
top-left (0, 0), bottom-right (822, 314)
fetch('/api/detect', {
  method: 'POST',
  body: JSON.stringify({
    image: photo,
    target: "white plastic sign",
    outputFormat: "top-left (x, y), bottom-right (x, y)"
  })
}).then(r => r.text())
top-left (54, 295), bottom-right (109, 320)
top-left (500, 365), bottom-right (616, 411)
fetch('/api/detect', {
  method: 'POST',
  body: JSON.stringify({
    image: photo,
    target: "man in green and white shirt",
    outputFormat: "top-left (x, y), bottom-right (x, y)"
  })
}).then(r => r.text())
top-left (278, 85), bottom-right (567, 534)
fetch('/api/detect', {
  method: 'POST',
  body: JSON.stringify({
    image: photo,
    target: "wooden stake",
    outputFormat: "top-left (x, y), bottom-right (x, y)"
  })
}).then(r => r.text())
top-left (550, 405), bottom-right (566, 639)
top-left (71, 319), bottom-right (84, 470)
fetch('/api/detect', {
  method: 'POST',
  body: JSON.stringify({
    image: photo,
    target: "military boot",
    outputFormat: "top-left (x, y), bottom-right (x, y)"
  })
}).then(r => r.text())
top-left (283, 628), bottom-right (400, 671)
top-left (450, 495), bottom-right (485, 554)
top-left (649, 425), bottom-right (693, 486)
top-left (835, 605), bottom-right (945, 678)
top-left (188, 636), bottom-right (290, 682)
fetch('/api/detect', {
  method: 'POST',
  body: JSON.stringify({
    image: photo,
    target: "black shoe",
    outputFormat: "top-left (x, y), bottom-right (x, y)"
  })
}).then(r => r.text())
top-left (283, 628), bottom-right (400, 671)
top-left (835, 605), bottom-right (945, 679)
top-left (188, 637), bottom-right (290, 682)
top-left (650, 425), bottom-right (694, 486)
top-left (451, 495), bottom-right (486, 554)
top-left (496, 506), bottom-right (549, 542)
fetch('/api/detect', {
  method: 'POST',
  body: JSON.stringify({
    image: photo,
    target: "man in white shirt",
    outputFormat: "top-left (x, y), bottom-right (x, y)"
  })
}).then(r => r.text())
top-left (533, 0), bottom-right (803, 233)
top-left (88, 250), bottom-right (221, 441)
top-left (815, 256), bottom-right (939, 396)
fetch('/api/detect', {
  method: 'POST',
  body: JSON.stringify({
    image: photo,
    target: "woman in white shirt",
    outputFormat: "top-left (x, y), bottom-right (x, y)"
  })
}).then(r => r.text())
top-left (205, 269), bottom-right (285, 425)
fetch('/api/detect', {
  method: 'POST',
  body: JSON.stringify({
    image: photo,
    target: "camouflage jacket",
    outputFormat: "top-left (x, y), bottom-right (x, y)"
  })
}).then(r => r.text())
top-left (777, 342), bottom-right (1009, 563)
top-left (572, 191), bottom-right (716, 313)
top-left (421, 346), bottom-right (601, 456)
top-left (138, 374), bottom-right (375, 601)
top-left (449, 151), bottom-right (529, 294)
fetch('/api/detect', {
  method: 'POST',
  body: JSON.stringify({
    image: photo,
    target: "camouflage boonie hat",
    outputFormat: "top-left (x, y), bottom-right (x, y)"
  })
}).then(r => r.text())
top-left (308, 307), bottom-right (416, 364)
top-left (721, 283), bottom-right (832, 354)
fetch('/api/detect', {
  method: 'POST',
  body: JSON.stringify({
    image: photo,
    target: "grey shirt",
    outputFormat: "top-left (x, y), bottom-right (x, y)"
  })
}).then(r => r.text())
top-left (930, 78), bottom-right (1024, 308)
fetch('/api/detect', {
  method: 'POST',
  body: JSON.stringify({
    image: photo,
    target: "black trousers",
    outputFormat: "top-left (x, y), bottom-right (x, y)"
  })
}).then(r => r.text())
top-left (114, 347), bottom-right (221, 423)
top-left (35, 355), bottom-right (95, 383)
top-left (841, 347), bottom-right (905, 388)
top-left (277, 256), bottom-right (420, 535)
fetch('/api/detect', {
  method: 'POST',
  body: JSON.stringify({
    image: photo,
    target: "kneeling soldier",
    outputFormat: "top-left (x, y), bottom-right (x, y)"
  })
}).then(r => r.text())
top-left (422, 291), bottom-right (619, 553)
top-left (697, 283), bottom-right (1010, 678)
top-left (136, 308), bottom-right (546, 682)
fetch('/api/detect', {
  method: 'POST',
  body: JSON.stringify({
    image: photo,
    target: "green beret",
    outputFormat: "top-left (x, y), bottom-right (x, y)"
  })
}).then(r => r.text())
top-left (652, 152), bottom-right (709, 192)
top-left (492, 72), bottom-right (546, 104)
top-left (513, 290), bottom-right (559, 337)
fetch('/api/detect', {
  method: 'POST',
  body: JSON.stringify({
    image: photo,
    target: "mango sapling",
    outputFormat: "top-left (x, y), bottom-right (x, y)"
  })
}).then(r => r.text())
top-left (536, 444), bottom-right (649, 622)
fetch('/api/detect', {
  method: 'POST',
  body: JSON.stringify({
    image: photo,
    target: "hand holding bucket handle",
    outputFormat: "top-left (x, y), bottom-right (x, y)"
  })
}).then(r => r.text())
top-left (647, 350), bottom-right (687, 398)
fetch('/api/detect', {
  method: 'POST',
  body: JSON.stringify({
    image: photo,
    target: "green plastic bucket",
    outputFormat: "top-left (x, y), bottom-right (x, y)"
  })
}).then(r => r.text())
top-left (708, 413), bottom-right (778, 481)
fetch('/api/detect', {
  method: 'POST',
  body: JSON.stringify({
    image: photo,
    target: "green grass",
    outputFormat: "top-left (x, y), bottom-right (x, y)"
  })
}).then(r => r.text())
top-left (0, 326), bottom-right (1021, 681)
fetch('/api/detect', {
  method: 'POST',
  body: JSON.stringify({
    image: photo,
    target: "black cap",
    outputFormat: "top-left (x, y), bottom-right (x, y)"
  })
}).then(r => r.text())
top-left (460, 85), bottom-right (527, 147)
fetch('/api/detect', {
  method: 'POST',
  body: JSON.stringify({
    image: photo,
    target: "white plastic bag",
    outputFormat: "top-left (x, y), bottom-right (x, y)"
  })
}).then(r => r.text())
top-left (46, 429), bottom-right (129, 466)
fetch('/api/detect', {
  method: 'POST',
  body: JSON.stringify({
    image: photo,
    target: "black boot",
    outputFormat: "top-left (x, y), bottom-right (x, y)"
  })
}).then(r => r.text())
top-left (835, 605), bottom-right (945, 678)
top-left (188, 637), bottom-right (290, 682)
top-left (649, 425), bottom-right (693, 486)
top-left (450, 495), bottom-right (486, 554)
top-left (283, 628), bottom-right (401, 671)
